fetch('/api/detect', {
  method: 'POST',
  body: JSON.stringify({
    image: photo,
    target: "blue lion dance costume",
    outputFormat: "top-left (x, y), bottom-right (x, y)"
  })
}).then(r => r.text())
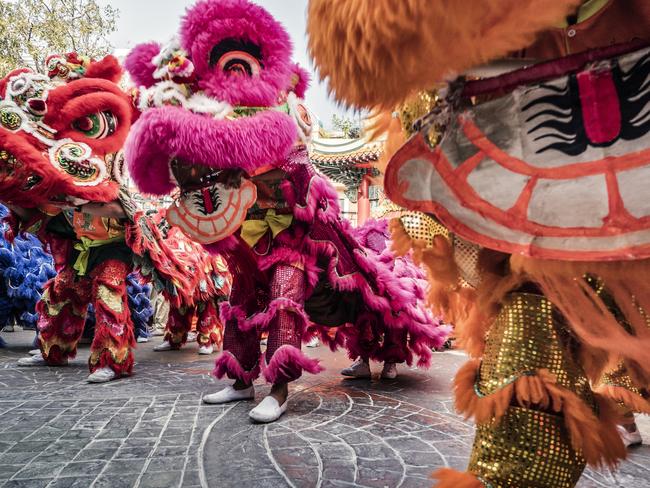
top-left (1, 205), bottom-right (153, 348)
top-left (0, 205), bottom-right (56, 347)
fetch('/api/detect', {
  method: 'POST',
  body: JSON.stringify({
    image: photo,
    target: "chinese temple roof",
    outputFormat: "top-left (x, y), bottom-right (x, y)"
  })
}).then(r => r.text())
top-left (309, 136), bottom-right (383, 200)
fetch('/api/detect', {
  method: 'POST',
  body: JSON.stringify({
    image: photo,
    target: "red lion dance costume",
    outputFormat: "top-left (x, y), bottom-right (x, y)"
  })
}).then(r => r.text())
top-left (0, 53), bottom-right (230, 382)
top-left (309, 0), bottom-right (650, 486)
top-left (124, 0), bottom-right (447, 423)
top-left (0, 53), bottom-right (139, 382)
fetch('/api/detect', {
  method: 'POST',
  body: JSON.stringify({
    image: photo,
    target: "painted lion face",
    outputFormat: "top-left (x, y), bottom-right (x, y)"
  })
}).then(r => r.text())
top-left (0, 54), bottom-right (135, 208)
top-left (387, 44), bottom-right (650, 261)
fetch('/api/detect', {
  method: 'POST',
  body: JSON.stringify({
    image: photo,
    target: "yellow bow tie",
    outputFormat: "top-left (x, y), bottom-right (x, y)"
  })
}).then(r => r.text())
top-left (240, 209), bottom-right (293, 248)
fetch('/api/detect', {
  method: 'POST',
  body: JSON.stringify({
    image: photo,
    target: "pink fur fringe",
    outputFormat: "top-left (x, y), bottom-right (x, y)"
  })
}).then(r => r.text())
top-left (212, 351), bottom-right (260, 383)
top-left (261, 345), bottom-right (324, 384)
top-left (125, 107), bottom-right (298, 195)
top-left (181, 0), bottom-right (295, 107)
top-left (281, 174), bottom-right (340, 225)
top-left (124, 42), bottom-right (161, 88)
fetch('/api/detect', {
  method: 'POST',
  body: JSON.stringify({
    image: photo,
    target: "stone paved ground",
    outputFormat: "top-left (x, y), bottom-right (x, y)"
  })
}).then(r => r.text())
top-left (1, 328), bottom-right (649, 488)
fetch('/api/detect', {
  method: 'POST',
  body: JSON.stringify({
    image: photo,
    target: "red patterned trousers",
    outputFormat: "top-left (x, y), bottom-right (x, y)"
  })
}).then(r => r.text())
top-left (37, 259), bottom-right (135, 375)
top-left (163, 299), bottom-right (223, 349)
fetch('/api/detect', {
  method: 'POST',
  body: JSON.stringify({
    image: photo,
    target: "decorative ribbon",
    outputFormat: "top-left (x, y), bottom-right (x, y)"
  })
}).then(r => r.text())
top-left (73, 236), bottom-right (124, 276)
top-left (240, 209), bottom-right (293, 248)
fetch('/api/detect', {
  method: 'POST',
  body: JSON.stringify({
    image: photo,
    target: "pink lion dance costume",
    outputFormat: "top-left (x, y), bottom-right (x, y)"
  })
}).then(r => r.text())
top-left (124, 0), bottom-right (447, 422)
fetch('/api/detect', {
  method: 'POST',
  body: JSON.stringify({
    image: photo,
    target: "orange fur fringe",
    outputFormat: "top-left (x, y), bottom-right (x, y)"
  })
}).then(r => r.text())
top-left (510, 256), bottom-right (650, 379)
top-left (596, 385), bottom-right (650, 415)
top-left (454, 360), bottom-right (626, 469)
top-left (366, 111), bottom-right (407, 177)
top-left (307, 0), bottom-right (582, 109)
top-left (392, 219), bottom-right (650, 378)
top-left (432, 468), bottom-right (483, 488)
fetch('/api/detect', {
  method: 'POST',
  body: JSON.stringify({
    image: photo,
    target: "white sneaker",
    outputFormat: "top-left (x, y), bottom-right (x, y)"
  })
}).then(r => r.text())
top-left (203, 385), bottom-right (254, 404)
top-left (249, 395), bottom-right (288, 423)
top-left (153, 341), bottom-right (173, 351)
top-left (151, 328), bottom-right (164, 336)
top-left (198, 345), bottom-right (214, 355)
top-left (28, 349), bottom-right (40, 356)
top-left (306, 336), bottom-right (320, 348)
top-left (617, 424), bottom-right (643, 447)
top-left (341, 358), bottom-right (371, 379)
top-left (187, 331), bottom-right (198, 342)
top-left (381, 362), bottom-right (398, 380)
top-left (136, 336), bottom-right (149, 343)
top-left (87, 367), bottom-right (117, 383)
top-left (18, 353), bottom-right (67, 367)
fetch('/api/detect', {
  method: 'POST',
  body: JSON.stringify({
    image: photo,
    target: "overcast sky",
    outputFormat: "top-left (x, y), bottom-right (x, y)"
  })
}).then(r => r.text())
top-left (98, 0), bottom-right (354, 127)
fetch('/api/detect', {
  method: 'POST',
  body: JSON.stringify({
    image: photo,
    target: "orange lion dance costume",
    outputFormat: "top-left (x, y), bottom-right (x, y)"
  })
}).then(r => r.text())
top-left (309, 0), bottom-right (650, 486)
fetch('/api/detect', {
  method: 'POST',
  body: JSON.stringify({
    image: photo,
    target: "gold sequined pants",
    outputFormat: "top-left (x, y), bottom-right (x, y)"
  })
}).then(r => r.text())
top-left (467, 293), bottom-right (590, 487)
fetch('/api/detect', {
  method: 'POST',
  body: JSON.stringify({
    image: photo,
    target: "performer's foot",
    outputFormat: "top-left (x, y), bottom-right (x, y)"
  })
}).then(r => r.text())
top-left (249, 395), bottom-right (287, 423)
top-left (203, 385), bottom-right (255, 404)
top-left (380, 362), bottom-right (398, 380)
top-left (198, 344), bottom-right (214, 355)
top-left (617, 424), bottom-right (643, 447)
top-left (18, 353), bottom-right (67, 367)
top-left (136, 336), bottom-right (149, 343)
top-left (306, 336), bottom-right (320, 348)
top-left (28, 349), bottom-right (40, 356)
top-left (341, 358), bottom-right (371, 378)
top-left (87, 367), bottom-right (118, 383)
top-left (153, 341), bottom-right (173, 351)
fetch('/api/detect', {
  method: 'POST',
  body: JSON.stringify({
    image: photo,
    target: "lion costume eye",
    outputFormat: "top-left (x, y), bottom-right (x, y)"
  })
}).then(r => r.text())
top-left (72, 111), bottom-right (117, 139)
top-left (210, 38), bottom-right (263, 77)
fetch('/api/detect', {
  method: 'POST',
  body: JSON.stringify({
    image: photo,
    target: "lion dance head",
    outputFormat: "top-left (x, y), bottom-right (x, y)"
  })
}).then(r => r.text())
top-left (125, 0), bottom-right (312, 244)
top-left (0, 53), bottom-right (136, 208)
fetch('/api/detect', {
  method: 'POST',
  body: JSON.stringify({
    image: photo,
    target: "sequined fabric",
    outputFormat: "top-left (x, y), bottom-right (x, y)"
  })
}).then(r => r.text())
top-left (399, 212), bottom-right (447, 247)
top-left (601, 362), bottom-right (647, 398)
top-left (222, 319), bottom-right (260, 374)
top-left (398, 89), bottom-right (442, 145)
top-left (468, 406), bottom-right (585, 488)
top-left (477, 293), bottom-right (592, 405)
top-left (452, 235), bottom-right (482, 288)
top-left (266, 264), bottom-right (306, 360)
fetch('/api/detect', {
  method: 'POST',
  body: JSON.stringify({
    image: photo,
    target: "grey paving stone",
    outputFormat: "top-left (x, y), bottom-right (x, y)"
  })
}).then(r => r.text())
top-left (2, 478), bottom-right (50, 488)
top-left (2, 333), bottom-right (649, 488)
top-left (0, 465), bottom-right (24, 480)
top-left (103, 458), bottom-right (147, 475)
top-left (92, 474), bottom-right (141, 488)
top-left (12, 462), bottom-right (65, 480)
top-left (58, 460), bottom-right (106, 477)
top-left (139, 470), bottom-right (183, 488)
top-left (46, 477), bottom-right (96, 488)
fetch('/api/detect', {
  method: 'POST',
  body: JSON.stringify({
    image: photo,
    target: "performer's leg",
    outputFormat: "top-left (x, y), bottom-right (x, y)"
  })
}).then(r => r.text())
top-left (195, 299), bottom-right (223, 354)
top-left (597, 362), bottom-right (650, 447)
top-left (379, 328), bottom-right (408, 380)
top-left (206, 280), bottom-right (262, 405)
top-left (433, 293), bottom-right (625, 487)
top-left (23, 266), bottom-right (89, 366)
top-left (249, 263), bottom-right (322, 423)
top-left (156, 304), bottom-right (192, 351)
top-left (87, 260), bottom-right (135, 381)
